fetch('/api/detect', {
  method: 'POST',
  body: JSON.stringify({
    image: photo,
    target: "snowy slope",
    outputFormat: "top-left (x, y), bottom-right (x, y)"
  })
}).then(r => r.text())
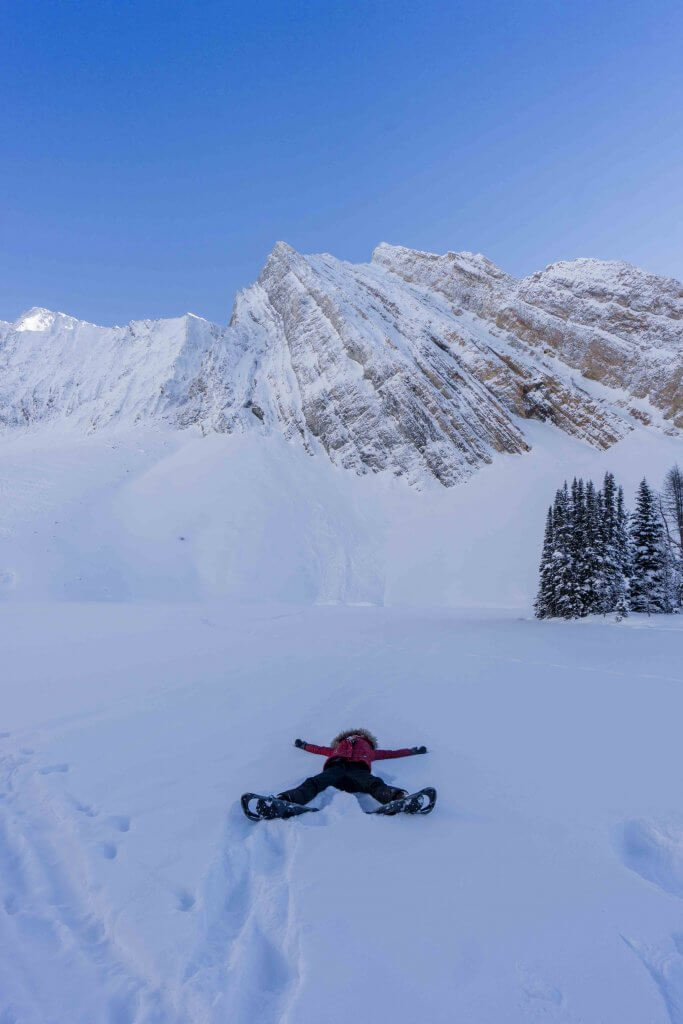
top-left (1, 424), bottom-right (680, 606)
top-left (1, 243), bottom-right (680, 486)
top-left (2, 603), bottom-right (683, 1024)
top-left (0, 309), bottom-right (222, 432)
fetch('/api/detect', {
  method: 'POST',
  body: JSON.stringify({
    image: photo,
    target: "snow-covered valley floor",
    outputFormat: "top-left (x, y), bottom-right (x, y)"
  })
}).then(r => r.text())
top-left (2, 602), bottom-right (683, 1023)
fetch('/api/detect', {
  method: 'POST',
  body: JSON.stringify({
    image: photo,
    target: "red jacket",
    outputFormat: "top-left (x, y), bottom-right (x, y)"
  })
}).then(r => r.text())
top-left (301, 737), bottom-right (415, 769)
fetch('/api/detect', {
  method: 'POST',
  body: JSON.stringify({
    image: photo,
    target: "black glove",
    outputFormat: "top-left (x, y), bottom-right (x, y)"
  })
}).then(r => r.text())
top-left (412, 745), bottom-right (427, 754)
top-left (294, 738), bottom-right (306, 748)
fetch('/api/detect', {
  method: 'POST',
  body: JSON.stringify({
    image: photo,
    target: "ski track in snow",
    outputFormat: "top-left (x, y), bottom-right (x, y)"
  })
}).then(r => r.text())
top-left (181, 806), bottom-right (307, 1023)
top-left (0, 739), bottom-right (174, 1024)
top-left (619, 822), bottom-right (683, 1024)
top-left (0, 730), bottom-right (309, 1023)
top-left (623, 937), bottom-right (683, 1024)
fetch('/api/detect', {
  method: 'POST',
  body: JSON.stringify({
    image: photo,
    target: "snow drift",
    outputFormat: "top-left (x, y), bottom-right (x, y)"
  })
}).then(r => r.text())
top-left (0, 424), bottom-right (680, 606)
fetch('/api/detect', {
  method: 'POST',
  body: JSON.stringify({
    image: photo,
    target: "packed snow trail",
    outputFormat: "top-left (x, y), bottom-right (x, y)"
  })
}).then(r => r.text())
top-left (2, 603), bottom-right (683, 1022)
top-left (181, 808), bottom-right (304, 1023)
top-left (0, 743), bottom-right (174, 1023)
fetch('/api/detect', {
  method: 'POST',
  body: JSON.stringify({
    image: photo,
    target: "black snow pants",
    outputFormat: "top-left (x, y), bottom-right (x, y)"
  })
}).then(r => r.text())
top-left (279, 759), bottom-right (404, 806)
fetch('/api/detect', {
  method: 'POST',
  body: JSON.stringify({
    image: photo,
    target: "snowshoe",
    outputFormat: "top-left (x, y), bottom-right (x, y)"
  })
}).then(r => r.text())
top-left (241, 793), bottom-right (319, 822)
top-left (365, 786), bottom-right (437, 816)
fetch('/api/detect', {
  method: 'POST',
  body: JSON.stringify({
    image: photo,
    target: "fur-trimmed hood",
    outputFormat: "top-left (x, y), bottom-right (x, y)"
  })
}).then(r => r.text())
top-left (330, 727), bottom-right (378, 749)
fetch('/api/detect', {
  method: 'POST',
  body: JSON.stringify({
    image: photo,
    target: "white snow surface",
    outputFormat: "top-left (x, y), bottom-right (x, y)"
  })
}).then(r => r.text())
top-left (2, 602), bottom-right (683, 1024)
top-left (0, 422), bottom-right (680, 606)
top-left (0, 418), bottom-right (682, 1023)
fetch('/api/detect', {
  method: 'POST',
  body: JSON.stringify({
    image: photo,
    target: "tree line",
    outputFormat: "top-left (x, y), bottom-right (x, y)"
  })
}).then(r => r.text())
top-left (535, 465), bottom-right (683, 619)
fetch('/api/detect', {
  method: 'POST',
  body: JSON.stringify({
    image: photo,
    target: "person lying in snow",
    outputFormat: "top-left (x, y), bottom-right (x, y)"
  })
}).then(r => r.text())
top-left (278, 727), bottom-right (427, 806)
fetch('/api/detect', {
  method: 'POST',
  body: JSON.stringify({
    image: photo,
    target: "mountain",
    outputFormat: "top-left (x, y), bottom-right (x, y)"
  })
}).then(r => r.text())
top-left (1, 244), bottom-right (680, 487)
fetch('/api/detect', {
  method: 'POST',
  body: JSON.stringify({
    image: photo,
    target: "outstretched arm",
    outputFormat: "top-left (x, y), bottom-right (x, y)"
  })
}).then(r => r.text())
top-left (294, 739), bottom-right (334, 757)
top-left (374, 745), bottom-right (427, 760)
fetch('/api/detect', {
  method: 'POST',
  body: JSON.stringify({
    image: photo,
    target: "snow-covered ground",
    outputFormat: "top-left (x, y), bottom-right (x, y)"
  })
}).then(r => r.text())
top-left (1, 423), bottom-right (680, 607)
top-left (1, 420), bottom-right (682, 1022)
top-left (2, 602), bottom-right (683, 1023)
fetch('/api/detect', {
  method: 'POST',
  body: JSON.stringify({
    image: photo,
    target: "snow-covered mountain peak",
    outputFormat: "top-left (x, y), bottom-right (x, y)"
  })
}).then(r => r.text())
top-left (269, 239), bottom-right (297, 258)
top-left (14, 306), bottom-right (84, 333)
top-left (0, 309), bottom-right (223, 433)
top-left (257, 240), bottom-right (302, 279)
top-left (1, 242), bottom-right (680, 480)
top-left (371, 242), bottom-right (515, 317)
top-left (372, 241), bottom-right (509, 281)
top-left (520, 257), bottom-right (683, 324)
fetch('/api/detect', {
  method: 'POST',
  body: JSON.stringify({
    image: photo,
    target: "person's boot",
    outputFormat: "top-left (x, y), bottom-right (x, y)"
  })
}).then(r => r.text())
top-left (389, 787), bottom-right (408, 802)
top-left (276, 791), bottom-right (306, 805)
top-left (376, 785), bottom-right (407, 804)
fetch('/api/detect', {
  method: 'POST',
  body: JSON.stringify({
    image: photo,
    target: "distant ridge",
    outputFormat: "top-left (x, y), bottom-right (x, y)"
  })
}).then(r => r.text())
top-left (1, 243), bottom-right (680, 486)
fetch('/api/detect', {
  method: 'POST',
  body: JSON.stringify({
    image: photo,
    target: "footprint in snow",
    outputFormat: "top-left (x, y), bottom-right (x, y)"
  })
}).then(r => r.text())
top-left (106, 814), bottom-right (130, 833)
top-left (3, 893), bottom-right (19, 916)
top-left (618, 823), bottom-right (683, 1024)
top-left (518, 964), bottom-right (564, 1014)
top-left (623, 934), bottom-right (683, 1024)
top-left (617, 818), bottom-right (683, 899)
top-left (73, 799), bottom-right (98, 817)
top-left (99, 842), bottom-right (117, 860)
top-left (176, 889), bottom-right (196, 912)
top-left (522, 978), bottom-right (563, 1006)
top-left (39, 763), bottom-right (69, 775)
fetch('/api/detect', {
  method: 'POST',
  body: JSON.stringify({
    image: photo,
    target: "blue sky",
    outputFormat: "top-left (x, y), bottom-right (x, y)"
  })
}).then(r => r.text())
top-left (2, 0), bottom-right (682, 325)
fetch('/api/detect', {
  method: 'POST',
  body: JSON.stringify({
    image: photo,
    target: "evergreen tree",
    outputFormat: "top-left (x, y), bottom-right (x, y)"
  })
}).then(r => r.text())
top-left (531, 470), bottom-right (680, 621)
top-left (629, 478), bottom-right (668, 614)
top-left (600, 472), bottom-right (619, 612)
top-left (570, 478), bottom-right (588, 616)
top-left (660, 465), bottom-right (683, 608)
top-left (583, 479), bottom-right (605, 614)
top-left (534, 506), bottom-right (556, 618)
top-left (614, 485), bottom-right (630, 618)
top-left (553, 483), bottom-right (577, 619)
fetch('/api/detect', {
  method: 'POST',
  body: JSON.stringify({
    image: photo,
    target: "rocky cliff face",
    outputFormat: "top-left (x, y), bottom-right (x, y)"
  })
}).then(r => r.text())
top-left (1, 243), bottom-right (680, 486)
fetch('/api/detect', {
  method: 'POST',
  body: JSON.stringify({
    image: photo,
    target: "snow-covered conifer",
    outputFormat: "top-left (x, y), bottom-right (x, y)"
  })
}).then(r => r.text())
top-left (569, 478), bottom-right (588, 616)
top-left (583, 479), bottom-right (604, 614)
top-left (600, 472), bottom-right (618, 612)
top-left (629, 478), bottom-right (668, 614)
top-left (614, 485), bottom-right (630, 618)
top-left (535, 506), bottom-right (556, 618)
top-left (659, 523), bottom-right (678, 614)
top-left (553, 483), bottom-right (577, 619)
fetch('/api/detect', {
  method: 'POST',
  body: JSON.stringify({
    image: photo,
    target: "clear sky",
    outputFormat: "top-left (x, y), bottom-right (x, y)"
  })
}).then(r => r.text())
top-left (2, 0), bottom-right (682, 326)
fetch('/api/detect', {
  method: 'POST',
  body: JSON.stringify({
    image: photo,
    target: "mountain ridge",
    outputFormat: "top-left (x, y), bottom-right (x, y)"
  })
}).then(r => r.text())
top-left (1, 242), bottom-right (680, 486)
